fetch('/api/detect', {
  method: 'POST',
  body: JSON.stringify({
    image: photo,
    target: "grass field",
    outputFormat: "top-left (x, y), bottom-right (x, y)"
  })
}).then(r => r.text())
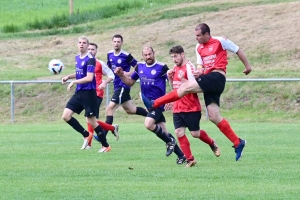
top-left (1, 121), bottom-right (299, 199)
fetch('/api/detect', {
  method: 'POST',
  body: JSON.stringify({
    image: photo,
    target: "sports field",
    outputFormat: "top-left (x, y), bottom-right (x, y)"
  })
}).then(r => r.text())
top-left (1, 121), bottom-right (299, 199)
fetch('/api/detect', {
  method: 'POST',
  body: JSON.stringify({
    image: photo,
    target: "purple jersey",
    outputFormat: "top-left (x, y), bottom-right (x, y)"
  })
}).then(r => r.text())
top-left (131, 61), bottom-right (169, 102)
top-left (107, 49), bottom-right (137, 90)
top-left (75, 52), bottom-right (96, 91)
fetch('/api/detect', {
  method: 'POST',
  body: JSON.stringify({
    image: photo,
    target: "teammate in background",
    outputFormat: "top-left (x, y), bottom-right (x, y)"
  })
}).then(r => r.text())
top-left (61, 36), bottom-right (107, 151)
top-left (142, 23), bottom-right (252, 161)
top-left (167, 45), bottom-right (220, 168)
top-left (103, 34), bottom-right (148, 137)
top-left (86, 43), bottom-right (119, 150)
top-left (114, 46), bottom-right (187, 164)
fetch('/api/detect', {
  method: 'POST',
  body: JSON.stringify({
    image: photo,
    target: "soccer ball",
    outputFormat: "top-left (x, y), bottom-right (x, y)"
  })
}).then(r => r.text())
top-left (48, 59), bottom-right (64, 74)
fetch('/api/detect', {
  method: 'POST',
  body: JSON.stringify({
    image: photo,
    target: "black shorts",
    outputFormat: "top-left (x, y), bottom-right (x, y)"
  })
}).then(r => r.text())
top-left (173, 111), bottom-right (201, 131)
top-left (147, 108), bottom-right (166, 124)
top-left (196, 72), bottom-right (226, 106)
top-left (95, 96), bottom-right (103, 119)
top-left (66, 90), bottom-right (98, 117)
top-left (111, 87), bottom-right (132, 104)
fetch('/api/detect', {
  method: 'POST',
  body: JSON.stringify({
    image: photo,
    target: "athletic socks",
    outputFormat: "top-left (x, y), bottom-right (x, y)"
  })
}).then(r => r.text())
top-left (152, 124), bottom-right (172, 143)
top-left (178, 135), bottom-right (194, 161)
top-left (136, 107), bottom-right (148, 116)
top-left (104, 116), bottom-right (114, 136)
top-left (97, 121), bottom-right (114, 131)
top-left (199, 130), bottom-right (214, 145)
top-left (168, 133), bottom-right (184, 158)
top-left (94, 125), bottom-right (109, 147)
top-left (217, 118), bottom-right (240, 147)
top-left (153, 90), bottom-right (180, 108)
top-left (67, 117), bottom-right (89, 137)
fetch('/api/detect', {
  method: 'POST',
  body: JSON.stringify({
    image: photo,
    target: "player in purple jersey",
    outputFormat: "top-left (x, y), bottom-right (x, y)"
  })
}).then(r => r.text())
top-left (61, 36), bottom-right (109, 151)
top-left (101, 34), bottom-right (148, 138)
top-left (114, 46), bottom-right (186, 164)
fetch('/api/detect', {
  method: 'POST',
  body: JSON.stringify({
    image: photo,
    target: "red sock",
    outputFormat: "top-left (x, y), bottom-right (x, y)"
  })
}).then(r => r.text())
top-left (87, 123), bottom-right (94, 146)
top-left (199, 130), bottom-right (213, 145)
top-left (153, 90), bottom-right (180, 108)
top-left (217, 119), bottom-right (239, 147)
top-left (97, 121), bottom-right (114, 131)
top-left (178, 135), bottom-right (194, 161)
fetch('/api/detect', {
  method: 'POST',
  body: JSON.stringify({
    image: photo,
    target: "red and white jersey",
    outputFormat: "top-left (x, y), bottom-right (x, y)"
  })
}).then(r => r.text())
top-left (172, 61), bottom-right (201, 113)
top-left (95, 59), bottom-right (115, 98)
top-left (196, 36), bottom-right (239, 74)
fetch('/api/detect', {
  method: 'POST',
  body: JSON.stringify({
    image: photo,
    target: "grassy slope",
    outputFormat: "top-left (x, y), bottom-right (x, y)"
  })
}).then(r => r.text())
top-left (0, 0), bottom-right (300, 123)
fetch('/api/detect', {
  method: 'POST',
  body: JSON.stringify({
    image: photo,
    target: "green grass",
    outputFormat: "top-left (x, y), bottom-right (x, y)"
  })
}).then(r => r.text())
top-left (0, 121), bottom-right (299, 199)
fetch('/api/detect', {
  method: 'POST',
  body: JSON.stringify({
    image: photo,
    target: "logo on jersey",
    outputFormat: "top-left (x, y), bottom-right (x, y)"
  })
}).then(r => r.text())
top-left (81, 61), bottom-right (85, 66)
top-left (151, 69), bottom-right (156, 75)
top-left (178, 70), bottom-right (184, 79)
top-left (208, 46), bottom-right (213, 52)
top-left (150, 111), bottom-right (156, 115)
top-left (117, 59), bottom-right (122, 64)
top-left (140, 70), bottom-right (143, 74)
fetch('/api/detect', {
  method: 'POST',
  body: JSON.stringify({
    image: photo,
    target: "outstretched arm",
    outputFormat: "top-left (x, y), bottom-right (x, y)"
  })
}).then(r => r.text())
top-left (114, 67), bottom-right (136, 86)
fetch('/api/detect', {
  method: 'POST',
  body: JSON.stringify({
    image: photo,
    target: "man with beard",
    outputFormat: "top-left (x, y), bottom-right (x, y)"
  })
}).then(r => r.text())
top-left (167, 45), bottom-right (220, 168)
top-left (114, 46), bottom-right (186, 164)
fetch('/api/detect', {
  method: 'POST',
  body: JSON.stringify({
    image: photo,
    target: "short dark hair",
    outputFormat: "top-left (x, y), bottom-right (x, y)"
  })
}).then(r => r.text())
top-left (195, 23), bottom-right (210, 35)
top-left (89, 42), bottom-right (98, 49)
top-left (112, 34), bottom-right (123, 42)
top-left (169, 45), bottom-right (184, 54)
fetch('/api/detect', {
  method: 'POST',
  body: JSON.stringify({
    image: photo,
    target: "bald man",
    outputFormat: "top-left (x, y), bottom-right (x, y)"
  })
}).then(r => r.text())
top-left (114, 46), bottom-right (187, 165)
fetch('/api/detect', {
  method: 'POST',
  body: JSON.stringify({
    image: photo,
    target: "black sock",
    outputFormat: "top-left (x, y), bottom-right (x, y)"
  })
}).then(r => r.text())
top-left (67, 117), bottom-right (89, 137)
top-left (95, 125), bottom-right (109, 147)
top-left (136, 107), bottom-right (148, 116)
top-left (152, 125), bottom-right (172, 143)
top-left (104, 116), bottom-right (113, 136)
top-left (168, 133), bottom-right (184, 157)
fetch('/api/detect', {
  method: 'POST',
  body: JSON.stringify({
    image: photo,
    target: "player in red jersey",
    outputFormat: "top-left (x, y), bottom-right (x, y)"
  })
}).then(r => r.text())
top-left (86, 43), bottom-right (119, 152)
top-left (167, 45), bottom-right (220, 167)
top-left (142, 23), bottom-right (252, 161)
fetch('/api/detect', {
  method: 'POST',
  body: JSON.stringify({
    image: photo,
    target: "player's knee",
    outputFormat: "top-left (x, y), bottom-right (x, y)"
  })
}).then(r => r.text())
top-left (62, 114), bottom-right (70, 122)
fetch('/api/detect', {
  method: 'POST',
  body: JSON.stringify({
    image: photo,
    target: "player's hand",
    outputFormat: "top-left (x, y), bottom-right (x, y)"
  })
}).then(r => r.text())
top-left (243, 66), bottom-right (252, 75)
top-left (193, 69), bottom-right (203, 79)
top-left (167, 69), bottom-right (174, 79)
top-left (62, 76), bottom-right (68, 84)
top-left (67, 81), bottom-right (74, 92)
top-left (114, 67), bottom-right (124, 76)
top-left (99, 82), bottom-right (106, 90)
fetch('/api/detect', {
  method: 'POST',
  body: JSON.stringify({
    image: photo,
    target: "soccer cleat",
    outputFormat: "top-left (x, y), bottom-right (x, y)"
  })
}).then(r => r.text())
top-left (166, 137), bottom-right (176, 156)
top-left (81, 132), bottom-right (93, 150)
top-left (233, 138), bottom-right (246, 161)
top-left (176, 156), bottom-right (187, 165)
top-left (141, 93), bottom-right (154, 111)
top-left (93, 135), bottom-right (101, 143)
top-left (112, 124), bottom-right (120, 141)
top-left (98, 145), bottom-right (111, 153)
top-left (210, 140), bottom-right (221, 157)
top-left (80, 139), bottom-right (89, 150)
top-left (185, 159), bottom-right (197, 168)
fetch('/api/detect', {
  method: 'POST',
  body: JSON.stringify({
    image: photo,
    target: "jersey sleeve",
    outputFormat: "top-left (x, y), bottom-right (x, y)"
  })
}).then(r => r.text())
top-left (100, 60), bottom-right (115, 80)
top-left (106, 54), bottom-right (111, 68)
top-left (216, 36), bottom-right (239, 53)
top-left (186, 62), bottom-right (196, 81)
top-left (127, 54), bottom-right (138, 67)
top-left (161, 64), bottom-right (169, 76)
top-left (87, 58), bottom-right (96, 73)
top-left (195, 44), bottom-right (203, 65)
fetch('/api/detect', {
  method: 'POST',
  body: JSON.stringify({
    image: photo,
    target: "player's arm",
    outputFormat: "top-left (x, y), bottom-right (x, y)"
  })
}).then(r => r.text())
top-left (114, 67), bottom-right (136, 86)
top-left (195, 45), bottom-right (204, 76)
top-left (124, 54), bottom-right (138, 76)
top-left (219, 36), bottom-right (252, 75)
top-left (62, 73), bottom-right (75, 84)
top-left (236, 48), bottom-right (252, 75)
top-left (99, 61), bottom-right (115, 90)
